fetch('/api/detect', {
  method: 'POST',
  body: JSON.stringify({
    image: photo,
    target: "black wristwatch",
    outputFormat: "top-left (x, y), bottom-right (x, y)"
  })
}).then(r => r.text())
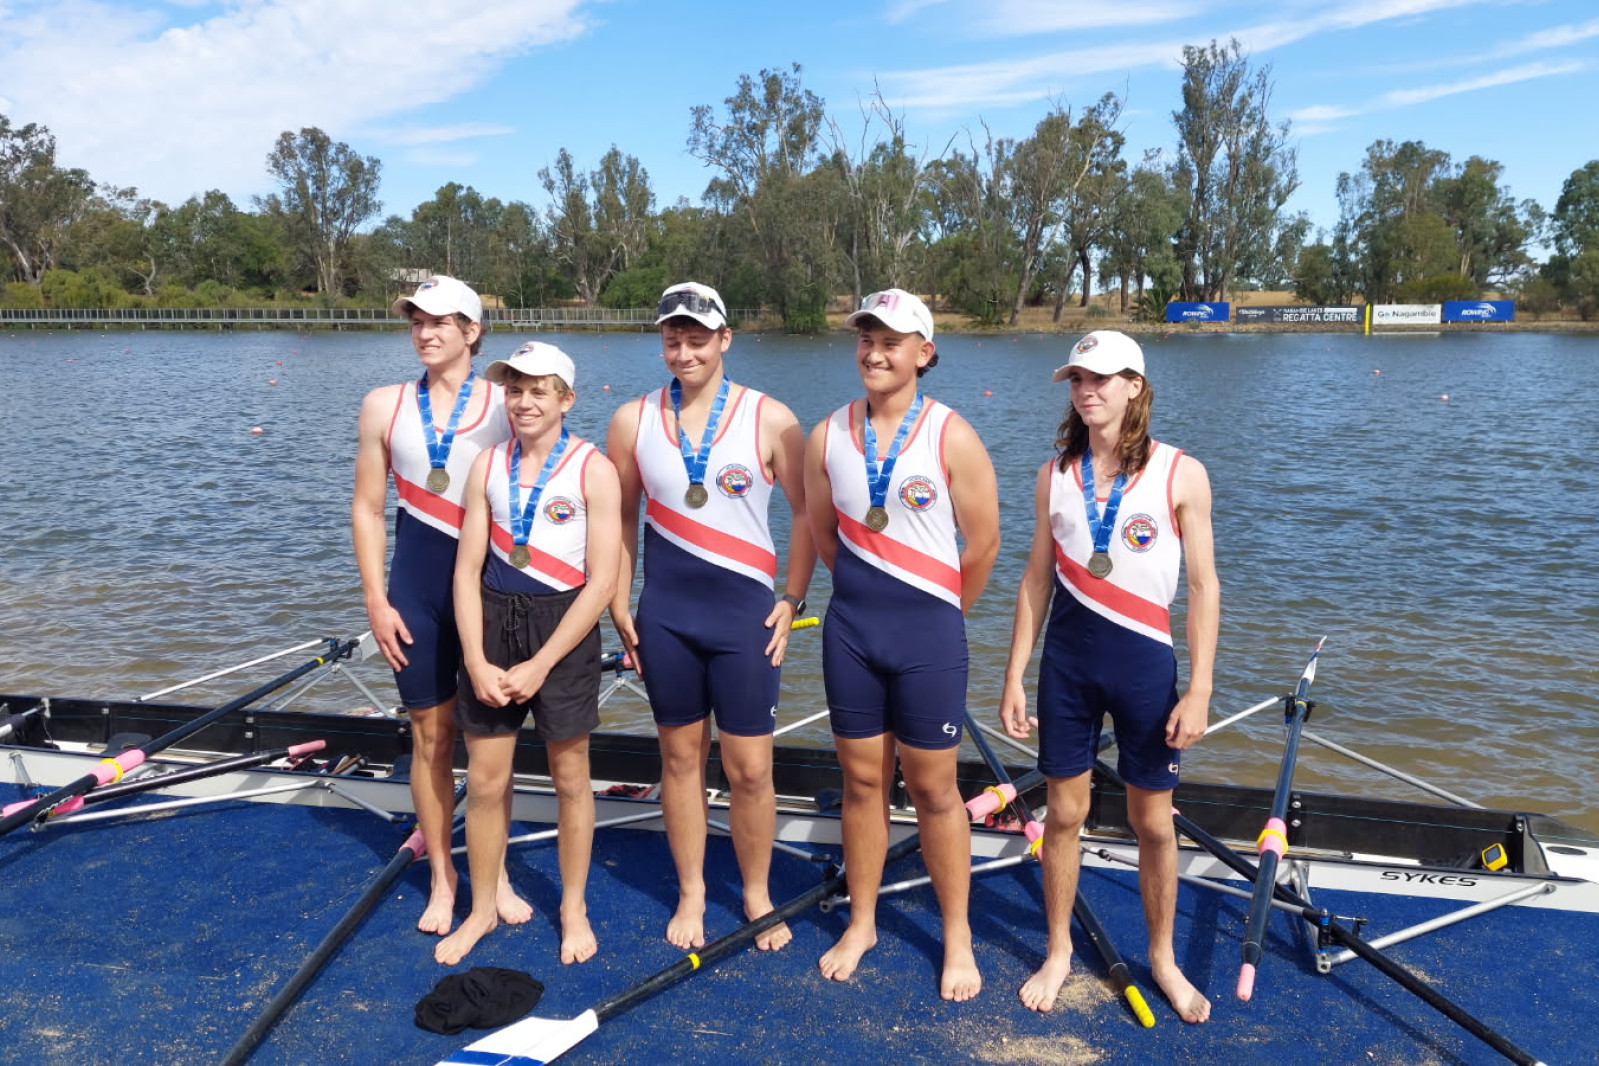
top-left (780, 593), bottom-right (806, 615)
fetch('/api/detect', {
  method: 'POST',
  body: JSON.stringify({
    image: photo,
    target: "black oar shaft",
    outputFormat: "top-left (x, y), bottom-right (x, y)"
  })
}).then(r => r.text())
top-left (73, 742), bottom-right (325, 808)
top-left (0, 638), bottom-right (353, 839)
top-left (1094, 757), bottom-right (1543, 1066)
top-left (594, 833), bottom-right (923, 1023)
top-left (220, 832), bottom-right (426, 1066)
top-left (963, 713), bottom-right (1153, 1028)
top-left (223, 780), bottom-right (467, 1064)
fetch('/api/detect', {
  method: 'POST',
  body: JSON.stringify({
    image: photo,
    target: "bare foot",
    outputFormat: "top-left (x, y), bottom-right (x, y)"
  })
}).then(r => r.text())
top-left (417, 872), bottom-right (458, 936)
top-left (746, 897), bottom-right (792, 952)
top-left (434, 912), bottom-right (496, 966)
top-left (666, 894), bottom-right (706, 949)
top-left (941, 938), bottom-right (982, 1002)
top-left (818, 923), bottom-right (877, 981)
top-left (1153, 960), bottom-right (1211, 1023)
top-left (560, 909), bottom-right (597, 965)
top-left (497, 877), bottom-right (533, 925)
top-left (1018, 951), bottom-right (1074, 1012)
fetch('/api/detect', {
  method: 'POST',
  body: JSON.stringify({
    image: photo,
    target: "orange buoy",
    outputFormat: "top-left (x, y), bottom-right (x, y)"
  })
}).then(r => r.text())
top-left (602, 384), bottom-right (611, 391)
top-left (269, 379), bottom-right (278, 386)
top-left (1440, 393), bottom-right (1450, 402)
top-left (984, 390), bottom-right (992, 396)
top-left (276, 361), bottom-right (283, 366)
top-left (250, 426), bottom-right (264, 435)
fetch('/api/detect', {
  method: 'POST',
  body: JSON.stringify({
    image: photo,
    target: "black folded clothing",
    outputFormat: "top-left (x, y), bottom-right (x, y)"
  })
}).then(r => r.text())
top-left (414, 966), bottom-right (545, 1035)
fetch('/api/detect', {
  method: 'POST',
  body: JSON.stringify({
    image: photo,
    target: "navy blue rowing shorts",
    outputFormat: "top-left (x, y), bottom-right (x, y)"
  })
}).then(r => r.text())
top-left (1036, 585), bottom-right (1181, 791)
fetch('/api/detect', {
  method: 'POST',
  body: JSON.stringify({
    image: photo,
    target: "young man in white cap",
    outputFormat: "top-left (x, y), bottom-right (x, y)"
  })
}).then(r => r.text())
top-left (607, 281), bottom-right (816, 952)
top-left (353, 275), bottom-right (519, 936)
top-left (999, 329), bottom-right (1217, 1022)
top-left (804, 288), bottom-right (999, 1001)
top-left (436, 341), bottom-right (621, 967)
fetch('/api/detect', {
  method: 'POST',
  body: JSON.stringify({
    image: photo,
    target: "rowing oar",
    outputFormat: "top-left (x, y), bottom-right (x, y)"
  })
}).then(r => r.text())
top-left (436, 833), bottom-right (925, 1065)
top-left (1238, 636), bottom-right (1325, 1002)
top-left (1, 740), bottom-right (327, 824)
top-left (0, 704), bottom-right (44, 742)
top-left (961, 712), bottom-right (1155, 1027)
top-left (0, 637), bottom-right (357, 840)
top-left (1090, 757), bottom-right (1546, 1066)
top-left (222, 778), bottom-right (470, 1065)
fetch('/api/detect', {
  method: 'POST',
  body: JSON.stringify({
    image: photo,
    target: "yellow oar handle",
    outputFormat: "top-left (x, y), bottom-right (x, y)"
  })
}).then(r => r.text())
top-left (790, 616), bottom-right (819, 631)
top-left (1125, 985), bottom-right (1156, 1028)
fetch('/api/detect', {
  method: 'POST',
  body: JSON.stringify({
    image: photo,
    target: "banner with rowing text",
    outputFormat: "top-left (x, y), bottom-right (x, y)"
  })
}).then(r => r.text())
top-left (1235, 306), bottom-right (1360, 324)
top-left (1441, 300), bottom-right (1514, 323)
top-left (1372, 304), bottom-right (1442, 325)
top-left (1165, 302), bottom-right (1230, 322)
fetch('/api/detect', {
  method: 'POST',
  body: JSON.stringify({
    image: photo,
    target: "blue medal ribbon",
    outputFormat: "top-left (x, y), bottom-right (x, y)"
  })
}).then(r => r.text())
top-left (416, 369), bottom-right (477, 473)
top-left (864, 392), bottom-right (924, 510)
top-left (670, 375), bottom-right (730, 491)
top-left (508, 428), bottom-right (571, 551)
top-left (1080, 451), bottom-right (1128, 560)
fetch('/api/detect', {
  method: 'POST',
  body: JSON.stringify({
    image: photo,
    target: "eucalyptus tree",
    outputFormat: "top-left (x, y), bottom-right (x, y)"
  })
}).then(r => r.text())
top-left (1171, 39), bottom-right (1298, 301)
top-left (259, 127), bottom-right (382, 298)
top-left (1552, 161), bottom-right (1599, 257)
top-left (689, 64), bottom-right (834, 328)
top-left (0, 115), bottom-right (96, 285)
top-left (540, 146), bottom-right (653, 307)
top-left (1100, 162), bottom-right (1185, 312)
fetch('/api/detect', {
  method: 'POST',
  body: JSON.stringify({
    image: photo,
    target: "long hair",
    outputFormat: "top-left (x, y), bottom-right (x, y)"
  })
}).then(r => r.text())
top-left (1054, 372), bottom-right (1154, 475)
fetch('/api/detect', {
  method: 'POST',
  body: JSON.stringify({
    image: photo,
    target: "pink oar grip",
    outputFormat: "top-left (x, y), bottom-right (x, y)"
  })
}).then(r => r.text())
top-left (964, 783), bottom-right (1016, 820)
top-left (401, 827), bottom-right (428, 860)
top-left (286, 740), bottom-right (327, 757)
top-left (1, 799), bottom-right (28, 817)
top-left (1025, 820), bottom-right (1045, 858)
top-left (1256, 817), bottom-right (1288, 859)
top-left (1237, 963), bottom-right (1256, 1001)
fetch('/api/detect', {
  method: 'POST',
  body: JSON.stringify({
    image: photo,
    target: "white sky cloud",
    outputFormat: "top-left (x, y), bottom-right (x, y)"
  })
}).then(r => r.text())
top-left (1287, 59), bottom-right (1585, 137)
top-left (876, 0), bottom-right (1494, 112)
top-left (890, 0), bottom-right (1202, 35)
top-left (0, 0), bottom-right (587, 204)
top-left (365, 124), bottom-right (518, 147)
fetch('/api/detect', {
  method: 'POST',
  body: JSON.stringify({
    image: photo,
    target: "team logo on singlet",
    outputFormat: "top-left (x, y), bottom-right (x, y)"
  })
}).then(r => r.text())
top-left (898, 475), bottom-right (938, 511)
top-left (1121, 513), bottom-right (1158, 552)
top-left (716, 463), bottom-right (754, 498)
top-left (543, 497), bottom-right (578, 524)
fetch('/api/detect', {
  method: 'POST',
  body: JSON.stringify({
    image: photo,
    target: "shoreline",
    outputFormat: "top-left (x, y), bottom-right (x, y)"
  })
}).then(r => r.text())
top-left (4, 318), bottom-right (1597, 336)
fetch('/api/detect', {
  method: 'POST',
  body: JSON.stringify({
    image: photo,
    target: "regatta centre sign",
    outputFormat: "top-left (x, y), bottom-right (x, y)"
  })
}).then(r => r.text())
top-left (1165, 302), bottom-right (1229, 322)
top-left (1442, 300), bottom-right (1514, 322)
top-left (1372, 304), bottom-right (1442, 325)
top-left (1235, 305), bottom-right (1360, 324)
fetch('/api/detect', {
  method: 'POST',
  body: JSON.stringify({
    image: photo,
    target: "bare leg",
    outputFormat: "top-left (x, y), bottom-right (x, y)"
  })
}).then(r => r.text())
top-left (819, 734), bottom-right (894, 982)
top-left (1019, 773), bottom-right (1090, 1012)
top-left (658, 720), bottom-right (711, 948)
top-left (435, 732), bottom-right (516, 965)
top-left (1127, 784), bottom-right (1210, 1023)
top-left (548, 734), bottom-right (597, 964)
top-left (719, 732), bottom-right (788, 951)
top-left (900, 744), bottom-right (981, 1002)
top-left (495, 774), bottom-right (533, 925)
top-left (408, 701), bottom-right (460, 935)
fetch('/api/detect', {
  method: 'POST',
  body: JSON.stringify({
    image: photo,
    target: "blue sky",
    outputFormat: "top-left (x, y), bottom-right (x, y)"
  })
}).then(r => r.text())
top-left (0, 0), bottom-right (1594, 243)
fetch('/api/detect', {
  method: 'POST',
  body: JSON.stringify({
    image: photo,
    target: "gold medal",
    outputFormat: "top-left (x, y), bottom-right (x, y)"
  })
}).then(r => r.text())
top-left (426, 468), bottom-right (450, 493)
top-left (509, 544), bottom-right (531, 569)
top-left (865, 506), bottom-right (889, 532)
top-left (1087, 551), bottom-right (1113, 579)
top-left (685, 484), bottom-right (709, 508)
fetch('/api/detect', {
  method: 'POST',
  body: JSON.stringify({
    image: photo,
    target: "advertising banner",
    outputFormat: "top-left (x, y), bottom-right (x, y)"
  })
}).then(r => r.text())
top-left (1442, 300), bottom-right (1514, 323)
top-left (1235, 306), bottom-right (1361, 324)
top-left (1372, 304), bottom-right (1442, 325)
top-left (1164, 302), bottom-right (1229, 322)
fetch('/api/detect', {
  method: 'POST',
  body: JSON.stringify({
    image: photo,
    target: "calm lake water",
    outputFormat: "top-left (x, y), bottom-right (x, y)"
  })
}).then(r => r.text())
top-left (3, 326), bottom-right (1597, 830)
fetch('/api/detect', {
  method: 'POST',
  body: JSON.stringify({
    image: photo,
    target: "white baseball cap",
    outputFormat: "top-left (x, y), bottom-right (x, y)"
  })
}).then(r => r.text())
top-left (391, 275), bottom-right (483, 324)
top-left (846, 288), bottom-right (934, 340)
top-left (1051, 330), bottom-right (1145, 382)
top-left (656, 282), bottom-right (727, 330)
top-left (485, 341), bottom-right (576, 390)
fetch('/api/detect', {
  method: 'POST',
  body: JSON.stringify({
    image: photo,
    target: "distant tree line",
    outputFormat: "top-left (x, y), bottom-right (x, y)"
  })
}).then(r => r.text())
top-left (3, 40), bottom-right (1597, 326)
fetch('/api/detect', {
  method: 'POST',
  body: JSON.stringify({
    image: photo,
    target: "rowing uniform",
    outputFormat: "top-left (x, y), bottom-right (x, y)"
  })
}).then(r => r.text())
top-left (385, 376), bottom-right (509, 708)
top-left (632, 384), bottom-right (781, 735)
top-left (456, 436), bottom-right (602, 740)
top-left (821, 399), bottom-right (966, 751)
top-left (1036, 441), bottom-right (1184, 789)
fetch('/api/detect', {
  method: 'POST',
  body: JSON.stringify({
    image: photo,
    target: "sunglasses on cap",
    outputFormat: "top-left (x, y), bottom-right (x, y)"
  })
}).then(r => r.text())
top-left (658, 290), bottom-right (726, 320)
